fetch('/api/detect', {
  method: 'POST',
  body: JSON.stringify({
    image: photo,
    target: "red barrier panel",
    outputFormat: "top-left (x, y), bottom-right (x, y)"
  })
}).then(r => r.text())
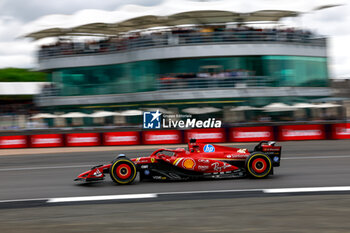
top-left (185, 128), bottom-right (226, 143)
top-left (103, 131), bottom-right (140, 146)
top-left (30, 134), bottom-right (63, 148)
top-left (331, 123), bottom-right (350, 139)
top-left (278, 125), bottom-right (325, 141)
top-left (66, 133), bottom-right (100, 147)
top-left (0, 135), bottom-right (27, 149)
top-left (142, 130), bottom-right (182, 145)
top-left (230, 126), bottom-right (274, 142)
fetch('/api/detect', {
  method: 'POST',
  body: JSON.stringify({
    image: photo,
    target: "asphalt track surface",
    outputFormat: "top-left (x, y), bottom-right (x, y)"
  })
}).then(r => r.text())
top-left (1, 140), bottom-right (350, 201)
top-left (1, 140), bottom-right (350, 232)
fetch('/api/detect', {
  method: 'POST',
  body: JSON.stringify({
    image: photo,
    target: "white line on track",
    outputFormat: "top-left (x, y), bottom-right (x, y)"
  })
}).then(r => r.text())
top-left (263, 186), bottom-right (350, 193)
top-left (47, 194), bottom-right (157, 203)
top-left (157, 188), bottom-right (262, 195)
top-left (43, 186), bottom-right (350, 203)
top-left (40, 186), bottom-right (350, 203)
top-left (1, 154), bottom-right (350, 172)
top-left (1, 186), bottom-right (350, 204)
top-left (0, 197), bottom-right (48, 203)
top-left (152, 186), bottom-right (350, 196)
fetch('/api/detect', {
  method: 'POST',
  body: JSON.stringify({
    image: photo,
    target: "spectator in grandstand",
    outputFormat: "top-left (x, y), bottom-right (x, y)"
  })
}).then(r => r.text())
top-left (197, 72), bottom-right (211, 79)
top-left (38, 25), bottom-right (316, 59)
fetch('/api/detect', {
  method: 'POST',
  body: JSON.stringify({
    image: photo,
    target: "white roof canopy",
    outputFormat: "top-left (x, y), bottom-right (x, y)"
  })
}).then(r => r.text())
top-left (59, 112), bottom-right (90, 118)
top-left (25, 10), bottom-right (299, 40)
top-left (292, 103), bottom-right (319, 108)
top-left (316, 103), bottom-right (342, 108)
top-left (120, 110), bottom-right (143, 116)
top-left (90, 111), bottom-right (120, 118)
top-left (30, 113), bottom-right (58, 119)
top-left (230, 106), bottom-right (262, 111)
top-left (183, 107), bottom-right (221, 114)
top-left (263, 103), bottom-right (295, 112)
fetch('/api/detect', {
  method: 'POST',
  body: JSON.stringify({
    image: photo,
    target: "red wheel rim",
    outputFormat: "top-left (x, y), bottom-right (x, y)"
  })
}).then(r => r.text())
top-left (252, 158), bottom-right (267, 173)
top-left (116, 164), bottom-right (131, 179)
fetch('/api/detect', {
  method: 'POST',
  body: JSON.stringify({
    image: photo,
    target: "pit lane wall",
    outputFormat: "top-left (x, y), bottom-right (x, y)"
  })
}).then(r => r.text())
top-left (1, 123), bottom-right (350, 149)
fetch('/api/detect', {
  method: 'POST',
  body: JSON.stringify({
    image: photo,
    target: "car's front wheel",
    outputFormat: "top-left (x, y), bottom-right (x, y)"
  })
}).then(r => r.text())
top-left (245, 152), bottom-right (272, 178)
top-left (110, 158), bottom-right (137, 184)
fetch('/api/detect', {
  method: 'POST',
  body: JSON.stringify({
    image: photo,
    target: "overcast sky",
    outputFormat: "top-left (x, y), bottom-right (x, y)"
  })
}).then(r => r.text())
top-left (0, 0), bottom-right (348, 78)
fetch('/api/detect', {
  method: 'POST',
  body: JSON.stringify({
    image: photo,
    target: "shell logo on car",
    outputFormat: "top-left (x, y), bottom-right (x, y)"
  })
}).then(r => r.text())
top-left (183, 158), bottom-right (195, 169)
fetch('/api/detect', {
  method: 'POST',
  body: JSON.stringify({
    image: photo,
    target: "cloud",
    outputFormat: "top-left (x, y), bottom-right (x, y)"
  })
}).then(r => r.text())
top-left (329, 36), bottom-right (350, 78)
top-left (0, 54), bottom-right (35, 68)
top-left (0, 0), bottom-right (162, 22)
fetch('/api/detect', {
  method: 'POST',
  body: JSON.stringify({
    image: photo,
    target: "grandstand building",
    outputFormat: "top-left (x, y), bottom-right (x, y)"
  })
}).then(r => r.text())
top-left (28, 10), bottom-right (332, 124)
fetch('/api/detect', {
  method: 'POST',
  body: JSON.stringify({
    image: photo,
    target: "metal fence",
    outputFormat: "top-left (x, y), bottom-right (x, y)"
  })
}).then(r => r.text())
top-left (38, 31), bottom-right (326, 60)
top-left (38, 75), bottom-right (274, 97)
top-left (157, 76), bottom-right (273, 90)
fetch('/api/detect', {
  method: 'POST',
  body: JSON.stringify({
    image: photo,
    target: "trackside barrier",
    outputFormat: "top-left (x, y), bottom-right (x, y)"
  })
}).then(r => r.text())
top-left (184, 128), bottom-right (226, 143)
top-left (142, 130), bottom-right (182, 145)
top-left (2, 124), bottom-right (350, 149)
top-left (278, 124), bottom-right (326, 141)
top-left (331, 123), bottom-right (350, 139)
top-left (30, 134), bottom-right (63, 148)
top-left (0, 135), bottom-right (28, 149)
top-left (103, 131), bottom-right (140, 146)
top-left (230, 126), bottom-right (274, 142)
top-left (65, 133), bottom-right (100, 147)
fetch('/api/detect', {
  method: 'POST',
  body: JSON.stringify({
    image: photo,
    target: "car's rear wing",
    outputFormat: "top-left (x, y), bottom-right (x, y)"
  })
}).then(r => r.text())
top-left (254, 141), bottom-right (281, 167)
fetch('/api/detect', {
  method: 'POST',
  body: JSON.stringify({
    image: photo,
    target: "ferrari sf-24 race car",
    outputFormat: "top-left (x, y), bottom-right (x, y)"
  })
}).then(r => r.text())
top-left (75, 139), bottom-right (281, 184)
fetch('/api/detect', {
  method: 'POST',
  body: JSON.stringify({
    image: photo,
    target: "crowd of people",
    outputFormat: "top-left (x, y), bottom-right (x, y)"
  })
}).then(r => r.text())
top-left (157, 69), bottom-right (269, 89)
top-left (40, 83), bottom-right (60, 97)
top-left (39, 25), bottom-right (315, 59)
top-left (0, 101), bottom-right (38, 130)
top-left (160, 69), bottom-right (255, 80)
top-left (0, 101), bottom-right (36, 116)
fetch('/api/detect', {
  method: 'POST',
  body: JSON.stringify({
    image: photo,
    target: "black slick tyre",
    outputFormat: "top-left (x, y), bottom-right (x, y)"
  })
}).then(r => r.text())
top-left (110, 158), bottom-right (137, 184)
top-left (245, 152), bottom-right (272, 178)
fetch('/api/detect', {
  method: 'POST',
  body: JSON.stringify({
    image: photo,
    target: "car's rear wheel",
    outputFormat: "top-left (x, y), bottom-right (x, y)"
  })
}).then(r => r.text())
top-left (245, 152), bottom-right (272, 178)
top-left (110, 158), bottom-right (137, 184)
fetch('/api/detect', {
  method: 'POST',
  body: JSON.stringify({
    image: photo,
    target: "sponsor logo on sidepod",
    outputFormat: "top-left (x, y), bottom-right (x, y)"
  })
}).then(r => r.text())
top-left (203, 144), bottom-right (215, 153)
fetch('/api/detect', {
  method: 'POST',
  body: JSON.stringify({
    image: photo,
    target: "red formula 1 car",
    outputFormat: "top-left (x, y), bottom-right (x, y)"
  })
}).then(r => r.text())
top-left (75, 139), bottom-right (281, 184)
